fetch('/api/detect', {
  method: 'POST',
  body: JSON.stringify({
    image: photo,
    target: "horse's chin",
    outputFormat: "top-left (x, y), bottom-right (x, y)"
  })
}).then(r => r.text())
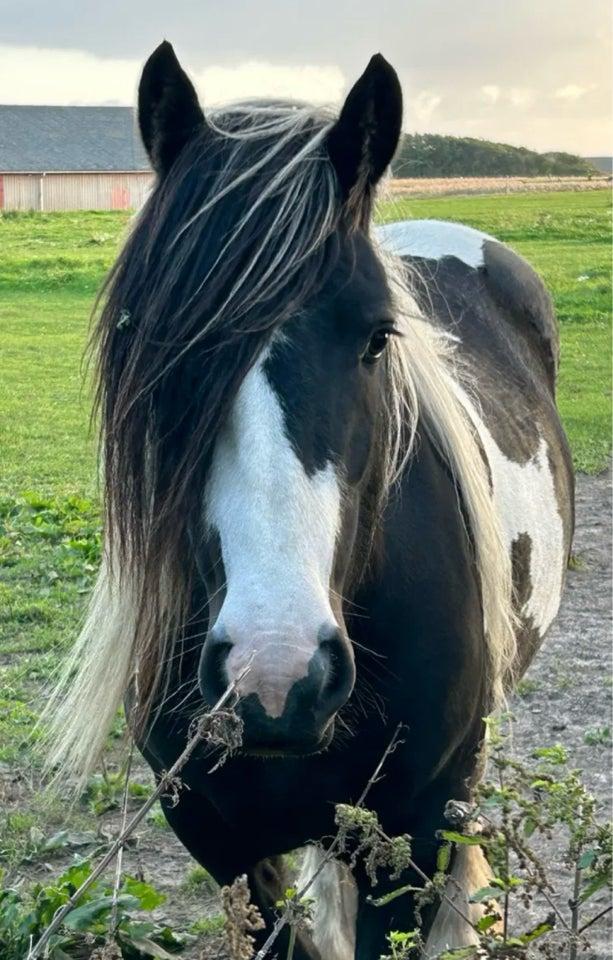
top-left (240, 720), bottom-right (335, 759)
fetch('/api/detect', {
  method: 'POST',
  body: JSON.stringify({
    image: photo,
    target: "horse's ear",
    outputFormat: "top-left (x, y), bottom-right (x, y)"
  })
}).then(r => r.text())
top-left (138, 41), bottom-right (205, 176)
top-left (327, 54), bottom-right (402, 219)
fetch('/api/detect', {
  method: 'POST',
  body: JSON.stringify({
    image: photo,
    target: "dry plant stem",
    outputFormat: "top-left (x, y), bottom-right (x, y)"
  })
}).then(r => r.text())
top-left (578, 904), bottom-right (612, 934)
top-left (568, 861), bottom-right (582, 960)
top-left (497, 767), bottom-right (510, 943)
top-left (286, 925), bottom-right (297, 960)
top-left (254, 724), bottom-right (406, 960)
top-left (110, 741), bottom-right (134, 936)
top-left (479, 809), bottom-right (574, 938)
top-left (26, 671), bottom-right (247, 960)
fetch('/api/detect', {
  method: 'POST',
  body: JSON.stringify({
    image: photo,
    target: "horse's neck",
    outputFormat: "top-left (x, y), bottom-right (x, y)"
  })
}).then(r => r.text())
top-left (350, 427), bottom-right (487, 685)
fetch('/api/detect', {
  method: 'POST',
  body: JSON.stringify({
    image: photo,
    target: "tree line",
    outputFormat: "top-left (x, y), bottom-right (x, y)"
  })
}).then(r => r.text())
top-left (392, 133), bottom-right (599, 178)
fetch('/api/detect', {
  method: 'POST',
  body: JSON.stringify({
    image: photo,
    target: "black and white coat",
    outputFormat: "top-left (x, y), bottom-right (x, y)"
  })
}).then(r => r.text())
top-left (142, 219), bottom-right (574, 960)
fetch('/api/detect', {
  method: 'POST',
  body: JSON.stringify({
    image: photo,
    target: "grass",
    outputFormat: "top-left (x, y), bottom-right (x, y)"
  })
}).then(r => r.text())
top-left (0, 211), bottom-right (129, 496)
top-left (0, 193), bottom-right (610, 498)
top-left (0, 192), bottom-right (610, 938)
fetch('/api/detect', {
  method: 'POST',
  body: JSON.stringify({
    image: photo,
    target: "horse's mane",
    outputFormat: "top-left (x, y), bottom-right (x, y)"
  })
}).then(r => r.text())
top-left (42, 100), bottom-right (516, 783)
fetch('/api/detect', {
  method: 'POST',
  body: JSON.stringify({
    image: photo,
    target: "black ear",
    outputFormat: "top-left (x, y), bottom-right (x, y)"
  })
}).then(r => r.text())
top-left (327, 54), bottom-right (402, 215)
top-left (138, 41), bottom-right (205, 176)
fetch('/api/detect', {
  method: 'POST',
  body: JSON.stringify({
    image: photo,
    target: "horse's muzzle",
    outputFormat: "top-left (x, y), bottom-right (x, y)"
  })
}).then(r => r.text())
top-left (198, 625), bottom-right (355, 754)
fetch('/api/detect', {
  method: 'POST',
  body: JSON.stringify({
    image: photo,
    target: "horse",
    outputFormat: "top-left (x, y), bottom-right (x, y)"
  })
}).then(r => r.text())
top-left (45, 42), bottom-right (574, 959)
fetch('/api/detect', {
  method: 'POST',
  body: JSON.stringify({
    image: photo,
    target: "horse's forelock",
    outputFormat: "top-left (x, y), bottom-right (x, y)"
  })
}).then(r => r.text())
top-left (92, 102), bottom-right (350, 732)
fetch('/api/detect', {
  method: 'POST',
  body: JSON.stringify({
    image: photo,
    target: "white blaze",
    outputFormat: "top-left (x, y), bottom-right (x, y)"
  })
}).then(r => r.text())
top-left (204, 354), bottom-right (342, 716)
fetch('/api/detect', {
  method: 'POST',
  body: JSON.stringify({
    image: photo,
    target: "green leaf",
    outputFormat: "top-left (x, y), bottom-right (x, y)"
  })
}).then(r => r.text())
top-left (155, 926), bottom-right (190, 947)
top-left (64, 894), bottom-right (139, 930)
top-left (580, 873), bottom-right (610, 903)
top-left (532, 744), bottom-right (568, 765)
top-left (475, 913), bottom-right (499, 932)
top-left (121, 877), bottom-right (166, 910)
top-left (578, 849), bottom-right (596, 870)
top-left (57, 861), bottom-right (93, 890)
top-left (436, 843), bottom-right (452, 873)
top-left (439, 830), bottom-right (486, 847)
top-left (518, 919), bottom-right (555, 943)
top-left (469, 886), bottom-right (502, 903)
top-left (440, 948), bottom-right (476, 959)
top-left (523, 817), bottom-right (537, 838)
top-left (368, 884), bottom-right (421, 907)
top-left (42, 830), bottom-right (98, 853)
top-left (120, 936), bottom-right (177, 959)
top-left (119, 920), bottom-right (156, 940)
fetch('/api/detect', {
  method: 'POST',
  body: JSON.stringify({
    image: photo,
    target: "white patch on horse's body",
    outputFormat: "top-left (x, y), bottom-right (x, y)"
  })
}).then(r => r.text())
top-left (457, 391), bottom-right (566, 635)
top-left (378, 219), bottom-right (565, 635)
top-left (205, 352), bottom-right (342, 717)
top-left (376, 219), bottom-right (496, 268)
top-left (297, 847), bottom-right (357, 960)
top-left (489, 434), bottom-right (565, 633)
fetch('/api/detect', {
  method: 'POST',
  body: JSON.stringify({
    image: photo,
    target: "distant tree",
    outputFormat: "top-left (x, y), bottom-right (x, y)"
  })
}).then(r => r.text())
top-left (391, 134), bottom-right (599, 178)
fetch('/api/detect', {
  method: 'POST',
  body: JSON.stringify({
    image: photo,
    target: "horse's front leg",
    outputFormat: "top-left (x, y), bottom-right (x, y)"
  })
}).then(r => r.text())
top-left (159, 789), bottom-right (320, 958)
top-left (247, 856), bottom-right (322, 960)
top-left (352, 839), bottom-right (440, 960)
top-left (353, 845), bottom-right (489, 959)
top-left (351, 801), bottom-right (492, 959)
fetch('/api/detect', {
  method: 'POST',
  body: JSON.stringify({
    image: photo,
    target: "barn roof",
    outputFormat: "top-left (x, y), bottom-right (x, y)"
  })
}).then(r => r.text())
top-left (0, 105), bottom-right (150, 172)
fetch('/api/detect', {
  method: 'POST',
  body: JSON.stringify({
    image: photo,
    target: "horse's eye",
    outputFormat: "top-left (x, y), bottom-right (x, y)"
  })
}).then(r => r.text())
top-left (363, 328), bottom-right (391, 364)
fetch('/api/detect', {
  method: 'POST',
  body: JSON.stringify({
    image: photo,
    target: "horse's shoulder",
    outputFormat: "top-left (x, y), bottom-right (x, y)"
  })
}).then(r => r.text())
top-left (376, 218), bottom-right (559, 384)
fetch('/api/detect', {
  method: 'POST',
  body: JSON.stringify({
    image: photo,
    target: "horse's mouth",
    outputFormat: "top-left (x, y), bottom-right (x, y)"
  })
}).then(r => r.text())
top-left (239, 720), bottom-right (334, 759)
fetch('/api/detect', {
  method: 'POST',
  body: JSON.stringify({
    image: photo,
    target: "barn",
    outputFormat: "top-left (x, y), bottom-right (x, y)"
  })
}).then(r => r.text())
top-left (0, 105), bottom-right (154, 211)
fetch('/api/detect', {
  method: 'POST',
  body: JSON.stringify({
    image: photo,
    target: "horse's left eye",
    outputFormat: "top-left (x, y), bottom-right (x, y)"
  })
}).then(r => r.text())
top-left (363, 328), bottom-right (391, 364)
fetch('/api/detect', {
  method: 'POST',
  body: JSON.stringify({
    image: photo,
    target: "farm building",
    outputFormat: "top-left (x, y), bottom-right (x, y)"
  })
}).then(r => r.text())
top-left (0, 105), bottom-right (154, 211)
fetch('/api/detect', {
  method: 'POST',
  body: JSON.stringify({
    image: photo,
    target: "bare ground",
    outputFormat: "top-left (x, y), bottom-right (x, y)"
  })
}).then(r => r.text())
top-left (508, 468), bottom-right (612, 957)
top-left (4, 471), bottom-right (611, 958)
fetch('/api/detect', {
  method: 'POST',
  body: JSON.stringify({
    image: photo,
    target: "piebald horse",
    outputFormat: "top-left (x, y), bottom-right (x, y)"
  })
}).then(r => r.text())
top-left (46, 43), bottom-right (574, 959)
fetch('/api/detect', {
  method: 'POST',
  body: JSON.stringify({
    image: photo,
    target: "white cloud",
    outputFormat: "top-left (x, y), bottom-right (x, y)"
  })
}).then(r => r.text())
top-left (0, 45), bottom-right (139, 105)
top-left (554, 83), bottom-right (596, 101)
top-left (411, 90), bottom-right (442, 123)
top-left (508, 87), bottom-right (535, 109)
top-left (481, 84), bottom-right (500, 104)
top-left (0, 44), bottom-right (345, 107)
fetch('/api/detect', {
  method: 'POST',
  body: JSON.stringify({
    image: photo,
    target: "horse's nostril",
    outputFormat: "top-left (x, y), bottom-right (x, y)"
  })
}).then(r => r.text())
top-left (318, 626), bottom-right (356, 708)
top-left (198, 631), bottom-right (233, 706)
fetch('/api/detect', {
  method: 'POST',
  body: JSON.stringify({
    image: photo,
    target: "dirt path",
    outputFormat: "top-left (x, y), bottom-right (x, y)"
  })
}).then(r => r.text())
top-left (508, 469), bottom-right (612, 957)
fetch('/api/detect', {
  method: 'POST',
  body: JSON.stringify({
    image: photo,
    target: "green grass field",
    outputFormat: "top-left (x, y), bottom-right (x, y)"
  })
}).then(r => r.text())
top-left (0, 191), bottom-right (610, 935)
top-left (0, 191), bottom-right (610, 503)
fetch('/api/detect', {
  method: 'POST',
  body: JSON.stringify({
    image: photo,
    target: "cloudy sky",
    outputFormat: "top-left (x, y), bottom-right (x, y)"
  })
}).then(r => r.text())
top-left (0, 0), bottom-right (611, 154)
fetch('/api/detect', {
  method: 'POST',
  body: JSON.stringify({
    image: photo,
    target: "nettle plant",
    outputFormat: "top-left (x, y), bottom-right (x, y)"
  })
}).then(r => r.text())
top-left (1, 712), bottom-right (609, 960)
top-left (331, 716), bottom-right (612, 959)
top-left (0, 861), bottom-right (189, 960)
